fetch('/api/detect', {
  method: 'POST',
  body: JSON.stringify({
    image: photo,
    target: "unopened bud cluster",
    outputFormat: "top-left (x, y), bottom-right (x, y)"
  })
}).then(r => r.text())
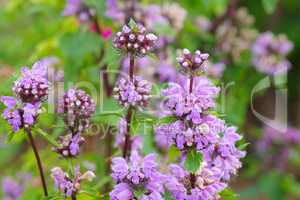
top-left (13, 64), bottom-right (49, 104)
top-left (58, 88), bottom-right (96, 132)
top-left (113, 24), bottom-right (158, 56)
top-left (176, 49), bottom-right (209, 74)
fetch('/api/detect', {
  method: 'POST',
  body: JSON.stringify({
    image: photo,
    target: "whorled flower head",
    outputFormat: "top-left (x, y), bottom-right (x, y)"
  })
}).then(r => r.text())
top-left (110, 152), bottom-right (165, 200)
top-left (1, 96), bottom-right (41, 132)
top-left (2, 177), bottom-right (24, 200)
top-left (156, 115), bottom-right (245, 181)
top-left (53, 133), bottom-right (85, 157)
top-left (252, 32), bottom-right (293, 75)
top-left (114, 76), bottom-right (152, 107)
top-left (176, 49), bottom-right (209, 75)
top-left (165, 163), bottom-right (226, 200)
top-left (155, 115), bottom-right (224, 151)
top-left (13, 61), bottom-right (49, 104)
top-left (51, 166), bottom-right (95, 198)
top-left (162, 77), bottom-right (219, 124)
top-left (204, 126), bottom-right (246, 180)
top-left (58, 88), bottom-right (96, 132)
top-left (113, 23), bottom-right (158, 56)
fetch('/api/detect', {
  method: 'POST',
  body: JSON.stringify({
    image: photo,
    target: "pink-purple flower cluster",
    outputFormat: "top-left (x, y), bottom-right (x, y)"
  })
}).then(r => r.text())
top-left (162, 77), bottom-right (220, 124)
top-left (53, 133), bottom-right (85, 157)
top-left (58, 88), bottom-right (96, 132)
top-left (13, 62), bottom-right (49, 104)
top-left (110, 152), bottom-right (165, 200)
top-left (1, 61), bottom-right (49, 132)
top-left (113, 24), bottom-right (158, 56)
top-left (51, 166), bottom-right (95, 198)
top-left (252, 32), bottom-right (293, 75)
top-left (176, 49), bottom-right (209, 75)
top-left (113, 76), bottom-right (152, 107)
top-left (56, 88), bottom-right (95, 157)
top-left (165, 164), bottom-right (226, 200)
top-left (155, 48), bottom-right (245, 199)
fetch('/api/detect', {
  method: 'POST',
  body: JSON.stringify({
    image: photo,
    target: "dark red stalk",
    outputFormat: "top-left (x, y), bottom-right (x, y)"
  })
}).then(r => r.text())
top-left (101, 64), bottom-right (113, 97)
top-left (129, 53), bottom-right (135, 82)
top-left (190, 173), bottom-right (196, 189)
top-left (189, 75), bottom-right (194, 94)
top-left (123, 106), bottom-right (133, 158)
top-left (25, 128), bottom-right (48, 197)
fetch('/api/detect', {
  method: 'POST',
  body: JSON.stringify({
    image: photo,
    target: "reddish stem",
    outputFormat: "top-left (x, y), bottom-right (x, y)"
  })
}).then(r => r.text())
top-left (189, 75), bottom-right (194, 94)
top-left (190, 173), bottom-right (196, 189)
top-left (26, 129), bottom-right (48, 197)
top-left (129, 53), bottom-right (135, 82)
top-left (101, 64), bottom-right (113, 97)
top-left (123, 106), bottom-right (133, 158)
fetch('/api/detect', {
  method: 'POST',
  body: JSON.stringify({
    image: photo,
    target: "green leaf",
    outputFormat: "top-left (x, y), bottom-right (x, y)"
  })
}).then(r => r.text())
top-left (262, 0), bottom-right (279, 14)
top-left (158, 116), bottom-right (177, 125)
top-left (35, 128), bottom-right (60, 147)
top-left (168, 145), bottom-right (181, 162)
top-left (164, 191), bottom-right (175, 200)
top-left (184, 149), bottom-right (203, 173)
top-left (219, 188), bottom-right (238, 200)
top-left (128, 18), bottom-right (138, 29)
top-left (5, 131), bottom-right (15, 143)
top-left (238, 142), bottom-right (250, 150)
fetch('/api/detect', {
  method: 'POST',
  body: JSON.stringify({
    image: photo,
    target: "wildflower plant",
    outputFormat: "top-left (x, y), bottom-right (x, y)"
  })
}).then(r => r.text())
top-left (156, 48), bottom-right (246, 199)
top-left (2, 0), bottom-right (298, 199)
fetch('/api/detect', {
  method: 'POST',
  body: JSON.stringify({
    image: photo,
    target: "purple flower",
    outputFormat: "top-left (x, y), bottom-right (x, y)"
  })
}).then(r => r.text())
top-left (1, 96), bottom-right (41, 132)
top-left (110, 152), bottom-right (165, 199)
top-left (176, 49), bottom-right (209, 75)
top-left (110, 183), bottom-right (133, 200)
top-left (58, 88), bottom-right (96, 132)
top-left (53, 133), bottom-right (85, 157)
top-left (51, 166), bottom-right (95, 197)
top-left (155, 115), bottom-right (224, 151)
top-left (113, 23), bottom-right (158, 56)
top-left (113, 76), bottom-right (152, 107)
top-left (252, 32), bottom-right (293, 75)
top-left (162, 77), bottom-right (219, 124)
top-left (165, 164), bottom-right (226, 200)
top-left (2, 177), bottom-right (23, 200)
top-left (204, 126), bottom-right (246, 180)
top-left (12, 61), bottom-right (49, 104)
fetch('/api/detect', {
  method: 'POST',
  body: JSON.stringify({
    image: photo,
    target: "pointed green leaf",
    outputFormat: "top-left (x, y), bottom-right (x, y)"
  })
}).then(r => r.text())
top-left (128, 18), bottom-right (138, 29)
top-left (219, 188), bottom-right (238, 200)
top-left (184, 149), bottom-right (203, 173)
